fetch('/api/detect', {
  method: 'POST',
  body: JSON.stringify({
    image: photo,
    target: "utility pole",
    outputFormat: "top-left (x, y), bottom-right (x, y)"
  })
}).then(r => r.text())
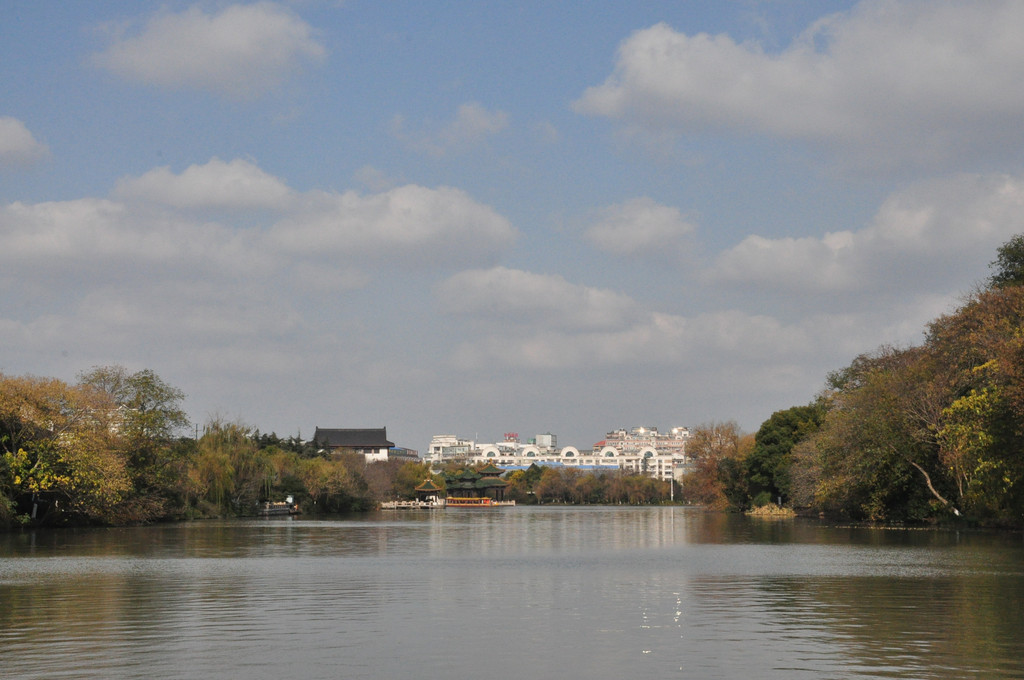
top-left (670, 459), bottom-right (674, 502)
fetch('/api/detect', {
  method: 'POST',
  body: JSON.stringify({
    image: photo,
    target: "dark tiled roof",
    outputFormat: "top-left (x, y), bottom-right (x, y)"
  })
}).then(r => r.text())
top-left (314, 427), bottom-right (394, 448)
top-left (477, 463), bottom-right (504, 476)
top-left (443, 468), bottom-right (509, 491)
top-left (415, 479), bottom-right (441, 492)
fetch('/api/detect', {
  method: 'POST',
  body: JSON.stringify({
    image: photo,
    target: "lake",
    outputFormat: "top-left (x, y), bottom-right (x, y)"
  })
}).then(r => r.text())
top-left (1, 506), bottom-right (1023, 679)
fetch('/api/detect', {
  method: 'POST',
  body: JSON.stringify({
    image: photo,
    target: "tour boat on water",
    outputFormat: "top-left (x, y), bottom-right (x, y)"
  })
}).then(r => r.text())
top-left (259, 496), bottom-right (300, 516)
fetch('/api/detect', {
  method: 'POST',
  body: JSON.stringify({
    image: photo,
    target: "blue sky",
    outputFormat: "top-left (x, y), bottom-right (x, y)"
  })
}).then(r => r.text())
top-left (4, 1), bottom-right (1024, 452)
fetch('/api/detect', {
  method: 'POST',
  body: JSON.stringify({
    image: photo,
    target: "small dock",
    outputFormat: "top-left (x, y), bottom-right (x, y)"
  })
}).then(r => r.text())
top-left (379, 499), bottom-right (516, 509)
top-left (380, 499), bottom-right (444, 509)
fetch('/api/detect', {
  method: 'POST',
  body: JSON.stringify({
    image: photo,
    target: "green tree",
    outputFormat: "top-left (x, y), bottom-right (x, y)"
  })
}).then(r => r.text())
top-left (988, 233), bottom-right (1024, 289)
top-left (812, 347), bottom-right (955, 521)
top-left (299, 456), bottom-right (356, 511)
top-left (78, 366), bottom-right (190, 521)
top-left (78, 366), bottom-right (188, 441)
top-left (0, 374), bottom-right (132, 525)
top-left (570, 472), bottom-right (603, 504)
top-left (394, 460), bottom-right (435, 499)
top-left (506, 464), bottom-right (543, 503)
top-left (535, 467), bottom-right (569, 503)
top-left (926, 284), bottom-right (1024, 523)
top-left (745, 404), bottom-right (824, 506)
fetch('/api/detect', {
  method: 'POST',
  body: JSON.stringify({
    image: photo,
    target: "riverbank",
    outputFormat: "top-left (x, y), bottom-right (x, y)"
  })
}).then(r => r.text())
top-left (746, 503), bottom-right (797, 518)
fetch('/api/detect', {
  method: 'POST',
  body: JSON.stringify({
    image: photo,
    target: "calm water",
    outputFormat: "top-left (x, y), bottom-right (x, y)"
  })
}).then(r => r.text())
top-left (1, 507), bottom-right (1023, 680)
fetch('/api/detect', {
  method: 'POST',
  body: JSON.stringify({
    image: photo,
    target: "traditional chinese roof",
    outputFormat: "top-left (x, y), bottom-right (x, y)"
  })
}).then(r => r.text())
top-left (443, 467), bottom-right (508, 491)
top-left (314, 427), bottom-right (394, 449)
top-left (446, 480), bottom-right (479, 492)
top-left (477, 463), bottom-right (505, 476)
top-left (415, 478), bottom-right (442, 492)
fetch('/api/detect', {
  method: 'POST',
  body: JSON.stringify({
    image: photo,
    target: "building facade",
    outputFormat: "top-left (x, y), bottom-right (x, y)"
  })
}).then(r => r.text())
top-left (425, 427), bottom-right (692, 481)
top-left (314, 427), bottom-right (395, 463)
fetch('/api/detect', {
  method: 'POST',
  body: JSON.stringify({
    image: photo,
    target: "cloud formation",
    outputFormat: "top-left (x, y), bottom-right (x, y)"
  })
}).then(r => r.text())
top-left (584, 197), bottom-right (696, 258)
top-left (710, 173), bottom-right (1024, 300)
top-left (391, 102), bottom-right (509, 156)
top-left (1, 159), bottom-right (516, 292)
top-left (8, 1), bottom-right (1024, 448)
top-left (115, 158), bottom-right (294, 210)
top-left (437, 267), bottom-right (641, 331)
top-left (0, 117), bottom-right (48, 166)
top-left (439, 281), bottom-right (906, 381)
top-left (92, 2), bottom-right (325, 98)
top-left (271, 184), bottom-right (516, 262)
top-left (432, 267), bottom-right (879, 370)
top-left (574, 2), bottom-right (1024, 167)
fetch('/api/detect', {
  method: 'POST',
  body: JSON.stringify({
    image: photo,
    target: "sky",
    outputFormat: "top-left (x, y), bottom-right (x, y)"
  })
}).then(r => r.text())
top-left (3, 1), bottom-right (1024, 453)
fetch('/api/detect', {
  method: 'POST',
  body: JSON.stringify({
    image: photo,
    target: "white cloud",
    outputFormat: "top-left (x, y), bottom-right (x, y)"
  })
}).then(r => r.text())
top-left (391, 102), bottom-right (509, 156)
top-left (353, 165), bottom-right (400, 193)
top-left (0, 159), bottom-right (524, 432)
top-left (0, 198), bottom-right (270, 282)
top-left (115, 158), bottom-right (293, 210)
top-left (437, 267), bottom-right (641, 331)
top-left (585, 197), bottom-right (696, 257)
top-left (574, 1), bottom-right (1024, 167)
top-left (270, 184), bottom-right (516, 261)
top-left (0, 159), bottom-right (516, 297)
top-left (0, 117), bottom-right (48, 166)
top-left (442, 291), bottom-right (912, 378)
top-left (710, 173), bottom-right (1024, 297)
top-left (92, 2), bottom-right (325, 99)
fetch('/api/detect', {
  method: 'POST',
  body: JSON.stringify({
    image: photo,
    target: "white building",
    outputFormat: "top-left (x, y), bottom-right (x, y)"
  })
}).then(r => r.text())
top-left (427, 434), bottom-right (476, 462)
top-left (314, 427), bottom-right (395, 463)
top-left (533, 432), bottom-right (557, 450)
top-left (596, 426), bottom-right (689, 457)
top-left (425, 427), bottom-right (692, 481)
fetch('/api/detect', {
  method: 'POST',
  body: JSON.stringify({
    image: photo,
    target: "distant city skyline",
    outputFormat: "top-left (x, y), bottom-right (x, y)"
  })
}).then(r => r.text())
top-left (4, 1), bottom-right (1024, 451)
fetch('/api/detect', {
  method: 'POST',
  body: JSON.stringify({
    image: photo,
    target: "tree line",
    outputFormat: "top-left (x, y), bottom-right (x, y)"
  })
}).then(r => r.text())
top-left (681, 236), bottom-right (1024, 527)
top-left (0, 358), bottom-right (672, 528)
top-left (4, 237), bottom-right (1023, 528)
top-left (0, 367), bottom-right (433, 528)
top-left (503, 463), bottom-right (671, 505)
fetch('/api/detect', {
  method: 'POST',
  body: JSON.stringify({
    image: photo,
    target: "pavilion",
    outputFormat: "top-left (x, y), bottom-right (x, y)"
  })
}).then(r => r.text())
top-left (443, 464), bottom-right (510, 503)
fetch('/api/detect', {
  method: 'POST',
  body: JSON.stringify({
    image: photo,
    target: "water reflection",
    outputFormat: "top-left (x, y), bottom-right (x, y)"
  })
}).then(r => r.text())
top-left (2, 508), bottom-right (1023, 680)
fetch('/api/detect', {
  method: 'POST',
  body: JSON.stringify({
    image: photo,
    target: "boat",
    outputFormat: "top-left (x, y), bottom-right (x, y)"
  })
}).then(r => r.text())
top-left (445, 497), bottom-right (515, 507)
top-left (259, 497), bottom-right (300, 516)
top-left (380, 499), bottom-right (445, 509)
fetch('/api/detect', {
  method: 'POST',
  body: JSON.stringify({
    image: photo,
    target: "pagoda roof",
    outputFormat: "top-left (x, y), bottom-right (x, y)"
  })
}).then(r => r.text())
top-left (415, 478), bottom-right (441, 492)
top-left (477, 463), bottom-right (505, 475)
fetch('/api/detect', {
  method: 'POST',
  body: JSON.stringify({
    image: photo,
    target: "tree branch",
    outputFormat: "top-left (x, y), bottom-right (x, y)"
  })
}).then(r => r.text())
top-left (909, 460), bottom-right (960, 516)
